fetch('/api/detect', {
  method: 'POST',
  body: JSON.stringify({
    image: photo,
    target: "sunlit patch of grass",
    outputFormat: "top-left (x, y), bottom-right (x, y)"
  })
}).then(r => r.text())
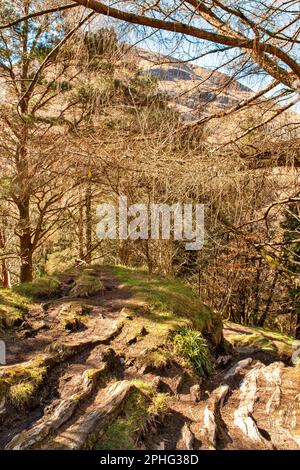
top-left (225, 322), bottom-right (295, 357)
top-left (0, 356), bottom-right (47, 408)
top-left (112, 266), bottom-right (215, 327)
top-left (110, 266), bottom-right (222, 347)
top-left (13, 276), bottom-right (61, 300)
top-left (95, 381), bottom-right (168, 450)
top-left (0, 289), bottom-right (31, 334)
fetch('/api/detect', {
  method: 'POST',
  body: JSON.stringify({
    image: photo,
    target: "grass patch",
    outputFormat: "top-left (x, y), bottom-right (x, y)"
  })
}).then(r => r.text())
top-left (13, 276), bottom-right (61, 300)
top-left (112, 266), bottom-right (212, 329)
top-left (96, 381), bottom-right (168, 450)
top-left (225, 322), bottom-right (295, 358)
top-left (69, 268), bottom-right (104, 298)
top-left (0, 356), bottom-right (47, 407)
top-left (174, 327), bottom-right (214, 377)
top-left (0, 289), bottom-right (30, 334)
top-left (110, 266), bottom-right (222, 349)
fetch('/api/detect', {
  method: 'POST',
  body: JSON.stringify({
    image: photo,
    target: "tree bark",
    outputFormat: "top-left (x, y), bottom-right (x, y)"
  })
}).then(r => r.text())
top-left (295, 305), bottom-right (300, 340)
top-left (18, 197), bottom-right (33, 283)
top-left (258, 271), bottom-right (278, 327)
top-left (0, 229), bottom-right (11, 288)
top-left (16, 5), bottom-right (32, 283)
top-left (85, 178), bottom-right (92, 264)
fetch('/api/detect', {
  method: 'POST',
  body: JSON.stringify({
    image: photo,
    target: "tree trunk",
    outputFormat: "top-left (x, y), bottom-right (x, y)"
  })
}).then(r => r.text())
top-left (85, 179), bottom-right (92, 264)
top-left (0, 229), bottom-right (11, 288)
top-left (253, 258), bottom-right (262, 325)
top-left (295, 305), bottom-right (300, 339)
top-left (78, 190), bottom-right (84, 259)
top-left (18, 197), bottom-right (33, 283)
top-left (17, 7), bottom-right (32, 283)
top-left (1, 260), bottom-right (11, 288)
top-left (258, 271), bottom-right (278, 327)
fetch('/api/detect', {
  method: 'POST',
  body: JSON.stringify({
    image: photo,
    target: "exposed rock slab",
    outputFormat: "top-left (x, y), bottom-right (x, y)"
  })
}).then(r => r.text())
top-left (203, 384), bottom-right (230, 448)
top-left (44, 381), bottom-right (133, 450)
top-left (233, 363), bottom-right (264, 442)
top-left (5, 367), bottom-right (106, 450)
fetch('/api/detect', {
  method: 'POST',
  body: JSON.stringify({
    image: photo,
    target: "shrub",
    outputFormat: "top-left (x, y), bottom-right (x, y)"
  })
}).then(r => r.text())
top-left (174, 327), bottom-right (214, 377)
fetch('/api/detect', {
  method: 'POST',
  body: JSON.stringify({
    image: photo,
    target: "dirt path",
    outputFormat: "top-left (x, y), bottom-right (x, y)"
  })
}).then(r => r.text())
top-left (5, 267), bottom-right (131, 365)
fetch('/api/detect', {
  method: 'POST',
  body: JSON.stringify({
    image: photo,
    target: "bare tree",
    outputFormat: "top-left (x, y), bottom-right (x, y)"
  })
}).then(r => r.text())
top-left (0, 1), bottom-right (94, 281)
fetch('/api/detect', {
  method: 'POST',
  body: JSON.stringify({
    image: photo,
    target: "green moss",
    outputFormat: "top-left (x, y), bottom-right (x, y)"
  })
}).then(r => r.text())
top-left (59, 303), bottom-right (91, 332)
top-left (0, 306), bottom-right (24, 330)
top-left (111, 266), bottom-right (222, 344)
top-left (96, 381), bottom-right (168, 450)
top-left (174, 327), bottom-right (214, 377)
top-left (69, 269), bottom-right (104, 298)
top-left (0, 356), bottom-right (47, 407)
top-left (225, 322), bottom-right (295, 357)
top-left (0, 289), bottom-right (30, 333)
top-left (9, 382), bottom-right (38, 407)
top-left (142, 348), bottom-right (171, 370)
top-left (13, 276), bottom-right (61, 300)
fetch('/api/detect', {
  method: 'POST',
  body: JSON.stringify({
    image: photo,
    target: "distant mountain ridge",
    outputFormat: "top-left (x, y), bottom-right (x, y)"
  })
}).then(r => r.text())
top-left (136, 49), bottom-right (253, 120)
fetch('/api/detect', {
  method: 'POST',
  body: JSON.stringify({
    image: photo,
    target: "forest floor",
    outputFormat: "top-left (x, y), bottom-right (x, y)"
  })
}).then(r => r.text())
top-left (0, 265), bottom-right (300, 450)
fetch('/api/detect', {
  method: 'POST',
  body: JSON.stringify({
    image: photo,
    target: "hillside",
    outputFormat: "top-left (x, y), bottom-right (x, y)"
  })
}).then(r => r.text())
top-left (1, 265), bottom-right (300, 450)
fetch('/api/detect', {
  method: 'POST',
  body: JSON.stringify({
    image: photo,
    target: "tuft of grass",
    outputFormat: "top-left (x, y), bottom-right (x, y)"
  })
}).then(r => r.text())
top-left (13, 276), bottom-right (61, 300)
top-left (142, 348), bottom-right (171, 371)
top-left (96, 381), bottom-right (168, 450)
top-left (174, 327), bottom-right (214, 377)
top-left (69, 268), bottom-right (104, 298)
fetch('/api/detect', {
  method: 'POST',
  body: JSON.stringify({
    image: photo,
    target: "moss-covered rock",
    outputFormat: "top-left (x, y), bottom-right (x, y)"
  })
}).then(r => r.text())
top-left (0, 289), bottom-right (30, 334)
top-left (13, 276), bottom-right (61, 300)
top-left (69, 269), bottom-right (104, 298)
top-left (224, 321), bottom-right (295, 359)
top-left (0, 355), bottom-right (48, 407)
top-left (59, 303), bottom-right (92, 332)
